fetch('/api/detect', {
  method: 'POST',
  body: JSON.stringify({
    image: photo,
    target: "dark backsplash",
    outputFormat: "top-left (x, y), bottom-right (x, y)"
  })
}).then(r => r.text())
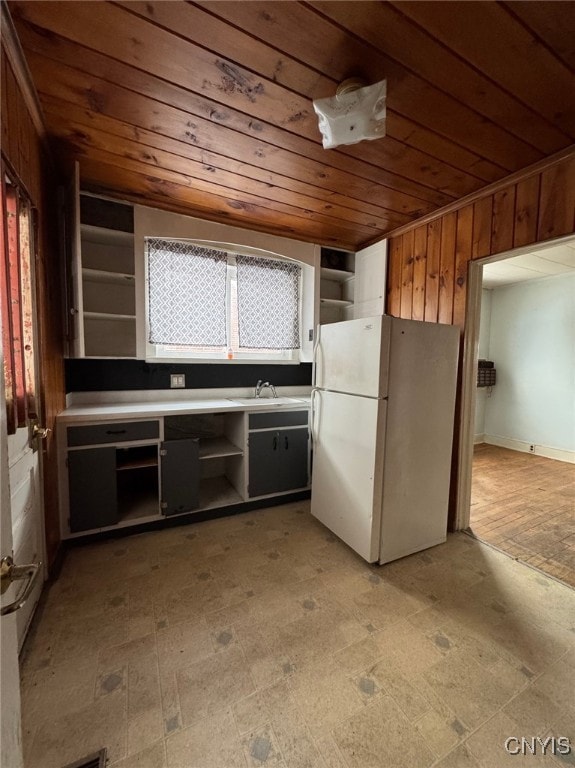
top-left (65, 359), bottom-right (313, 393)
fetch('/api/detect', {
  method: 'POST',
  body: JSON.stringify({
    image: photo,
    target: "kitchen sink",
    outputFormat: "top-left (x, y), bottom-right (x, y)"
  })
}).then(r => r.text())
top-left (228, 397), bottom-right (304, 406)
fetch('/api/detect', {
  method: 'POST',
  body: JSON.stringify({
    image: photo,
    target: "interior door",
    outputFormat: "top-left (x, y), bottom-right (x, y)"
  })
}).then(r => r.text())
top-left (0, 186), bottom-right (23, 767)
top-left (1, 175), bottom-right (45, 651)
top-left (1, 375), bottom-right (24, 768)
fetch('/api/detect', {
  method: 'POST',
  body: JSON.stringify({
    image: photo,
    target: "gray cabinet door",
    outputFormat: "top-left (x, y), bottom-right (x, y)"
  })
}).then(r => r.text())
top-left (248, 430), bottom-right (282, 498)
top-left (68, 447), bottom-right (118, 532)
top-left (249, 428), bottom-right (309, 498)
top-left (161, 438), bottom-right (200, 516)
top-left (278, 428), bottom-right (309, 492)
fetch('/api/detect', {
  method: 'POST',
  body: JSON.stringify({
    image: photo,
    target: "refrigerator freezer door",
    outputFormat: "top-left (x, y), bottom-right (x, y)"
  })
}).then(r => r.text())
top-left (311, 389), bottom-right (386, 563)
top-left (315, 316), bottom-right (391, 398)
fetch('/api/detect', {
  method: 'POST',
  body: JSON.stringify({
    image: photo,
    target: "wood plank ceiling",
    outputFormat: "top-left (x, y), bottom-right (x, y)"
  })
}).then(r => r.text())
top-left (8, 1), bottom-right (575, 250)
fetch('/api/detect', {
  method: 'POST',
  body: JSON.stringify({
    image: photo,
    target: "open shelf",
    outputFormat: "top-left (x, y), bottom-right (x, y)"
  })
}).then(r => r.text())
top-left (116, 457), bottom-right (158, 471)
top-left (320, 267), bottom-right (355, 282)
top-left (199, 436), bottom-right (243, 460)
top-left (82, 268), bottom-right (135, 285)
top-left (320, 298), bottom-right (353, 307)
top-left (116, 444), bottom-right (158, 471)
top-left (118, 473), bottom-right (159, 521)
top-left (198, 476), bottom-right (243, 509)
top-left (81, 223), bottom-right (134, 246)
top-left (84, 311), bottom-right (136, 321)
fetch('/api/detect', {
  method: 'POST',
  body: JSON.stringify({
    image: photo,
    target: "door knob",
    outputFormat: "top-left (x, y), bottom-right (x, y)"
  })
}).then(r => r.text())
top-left (0, 556), bottom-right (41, 616)
top-left (32, 424), bottom-right (50, 439)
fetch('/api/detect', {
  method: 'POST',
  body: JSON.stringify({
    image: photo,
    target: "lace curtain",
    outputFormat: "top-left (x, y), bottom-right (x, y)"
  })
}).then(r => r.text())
top-left (147, 239), bottom-right (227, 347)
top-left (236, 256), bottom-right (300, 349)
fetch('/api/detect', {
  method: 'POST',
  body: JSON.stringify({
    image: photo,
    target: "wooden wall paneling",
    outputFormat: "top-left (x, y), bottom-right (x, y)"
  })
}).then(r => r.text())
top-left (40, 97), bottom-right (404, 234)
top-left (1, 52), bottom-right (9, 157)
top-left (400, 230), bottom-right (415, 319)
top-left (537, 157), bottom-right (575, 241)
top-left (438, 212), bottom-right (456, 324)
top-left (118, 1), bottom-right (485, 200)
top-left (73, 144), bottom-right (377, 245)
top-left (34, 184), bottom-right (65, 571)
top-left (513, 175), bottom-right (541, 248)
top-left (393, 1), bottom-right (575, 141)
top-left (501, 2), bottom-right (575, 75)
top-left (42, 112), bottom-right (385, 240)
top-left (471, 196), bottom-right (493, 260)
top-left (80, 158), bottom-right (361, 249)
top-left (5, 59), bottom-right (20, 170)
top-left (305, 2), bottom-right (543, 171)
top-left (311, 0), bottom-right (568, 157)
top-left (491, 187), bottom-right (516, 255)
top-left (24, 50), bottom-right (435, 221)
top-left (387, 238), bottom-right (402, 318)
top-left (13, 2), bottom-right (460, 208)
top-left (412, 225), bottom-right (427, 321)
top-left (202, 0), bottom-right (537, 176)
top-left (453, 206), bottom-right (473, 329)
top-left (424, 219), bottom-right (441, 323)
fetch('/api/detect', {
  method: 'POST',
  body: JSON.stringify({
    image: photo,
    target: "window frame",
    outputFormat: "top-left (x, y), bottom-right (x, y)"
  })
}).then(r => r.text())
top-left (144, 238), bottom-right (304, 364)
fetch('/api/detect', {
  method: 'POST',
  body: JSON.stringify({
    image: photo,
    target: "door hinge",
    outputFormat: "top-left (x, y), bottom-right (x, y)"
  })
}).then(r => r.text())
top-left (65, 457), bottom-right (69, 468)
top-left (160, 449), bottom-right (167, 457)
top-left (160, 501), bottom-right (168, 510)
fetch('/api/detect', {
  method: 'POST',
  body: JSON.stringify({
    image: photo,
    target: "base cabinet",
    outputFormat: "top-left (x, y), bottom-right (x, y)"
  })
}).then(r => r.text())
top-left (68, 447), bottom-right (119, 532)
top-left (160, 438), bottom-right (200, 516)
top-left (248, 410), bottom-right (309, 498)
top-left (61, 406), bottom-right (310, 537)
top-left (249, 426), bottom-right (309, 498)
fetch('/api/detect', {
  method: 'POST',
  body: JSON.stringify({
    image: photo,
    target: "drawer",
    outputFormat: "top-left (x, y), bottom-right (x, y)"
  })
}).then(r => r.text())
top-left (67, 420), bottom-right (159, 447)
top-left (249, 410), bottom-right (308, 430)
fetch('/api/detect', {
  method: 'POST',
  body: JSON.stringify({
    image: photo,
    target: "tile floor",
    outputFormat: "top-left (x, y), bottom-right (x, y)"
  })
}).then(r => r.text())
top-left (20, 501), bottom-right (575, 768)
top-left (470, 444), bottom-right (575, 588)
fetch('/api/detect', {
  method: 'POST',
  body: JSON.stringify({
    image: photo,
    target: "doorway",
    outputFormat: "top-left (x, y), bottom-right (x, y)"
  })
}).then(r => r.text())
top-left (458, 237), bottom-right (575, 587)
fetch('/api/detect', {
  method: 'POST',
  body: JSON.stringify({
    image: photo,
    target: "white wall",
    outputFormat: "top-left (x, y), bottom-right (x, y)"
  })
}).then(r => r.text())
top-left (482, 273), bottom-right (575, 461)
top-left (474, 289), bottom-right (493, 440)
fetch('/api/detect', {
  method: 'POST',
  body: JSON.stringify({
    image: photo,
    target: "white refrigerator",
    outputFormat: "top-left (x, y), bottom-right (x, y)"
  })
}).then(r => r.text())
top-left (311, 315), bottom-right (460, 564)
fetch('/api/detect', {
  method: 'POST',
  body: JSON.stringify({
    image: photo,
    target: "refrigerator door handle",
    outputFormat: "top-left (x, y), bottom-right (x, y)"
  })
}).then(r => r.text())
top-left (312, 325), bottom-right (322, 389)
top-left (310, 387), bottom-right (320, 444)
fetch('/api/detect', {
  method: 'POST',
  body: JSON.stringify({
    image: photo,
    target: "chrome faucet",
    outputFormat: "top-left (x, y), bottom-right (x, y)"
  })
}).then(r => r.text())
top-left (255, 379), bottom-right (277, 398)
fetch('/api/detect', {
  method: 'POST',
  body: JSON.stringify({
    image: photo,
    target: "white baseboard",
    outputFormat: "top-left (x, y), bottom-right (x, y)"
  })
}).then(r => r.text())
top-left (474, 434), bottom-right (485, 445)
top-left (484, 434), bottom-right (575, 464)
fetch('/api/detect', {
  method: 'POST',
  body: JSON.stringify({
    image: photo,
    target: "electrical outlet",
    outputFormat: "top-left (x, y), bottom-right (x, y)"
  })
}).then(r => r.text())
top-left (170, 374), bottom-right (185, 388)
top-left (529, 444), bottom-right (535, 453)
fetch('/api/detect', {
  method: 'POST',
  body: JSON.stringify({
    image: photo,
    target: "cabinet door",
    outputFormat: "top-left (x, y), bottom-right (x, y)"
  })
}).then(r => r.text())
top-left (67, 161), bottom-right (84, 357)
top-left (161, 438), bottom-right (199, 516)
top-left (248, 430), bottom-right (281, 498)
top-left (68, 447), bottom-right (118, 532)
top-left (278, 428), bottom-right (309, 492)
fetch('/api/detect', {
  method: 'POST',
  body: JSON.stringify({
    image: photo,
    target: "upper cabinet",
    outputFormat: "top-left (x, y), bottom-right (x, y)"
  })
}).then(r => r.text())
top-left (353, 241), bottom-right (387, 320)
top-left (68, 165), bottom-right (136, 358)
top-left (319, 247), bottom-right (355, 325)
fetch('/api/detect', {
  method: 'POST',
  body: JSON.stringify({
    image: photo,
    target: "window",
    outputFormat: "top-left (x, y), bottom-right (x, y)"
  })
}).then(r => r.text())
top-left (146, 238), bottom-right (302, 362)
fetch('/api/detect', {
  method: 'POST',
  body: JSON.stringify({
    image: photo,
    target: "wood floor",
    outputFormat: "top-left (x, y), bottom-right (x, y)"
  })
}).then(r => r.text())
top-left (470, 444), bottom-right (575, 589)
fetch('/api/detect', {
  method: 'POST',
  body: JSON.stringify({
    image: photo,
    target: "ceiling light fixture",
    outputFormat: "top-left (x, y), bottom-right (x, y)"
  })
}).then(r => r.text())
top-left (313, 77), bottom-right (387, 150)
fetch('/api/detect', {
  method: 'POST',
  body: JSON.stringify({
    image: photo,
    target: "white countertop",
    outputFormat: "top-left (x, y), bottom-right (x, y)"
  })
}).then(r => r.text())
top-left (58, 396), bottom-right (311, 423)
